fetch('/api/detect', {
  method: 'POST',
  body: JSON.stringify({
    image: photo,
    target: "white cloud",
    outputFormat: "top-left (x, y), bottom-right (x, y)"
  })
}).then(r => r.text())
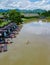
top-left (0, 0), bottom-right (50, 10)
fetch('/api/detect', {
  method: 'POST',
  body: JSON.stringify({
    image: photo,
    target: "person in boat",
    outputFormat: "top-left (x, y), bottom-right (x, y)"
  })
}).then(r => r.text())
top-left (0, 30), bottom-right (11, 44)
top-left (3, 28), bottom-right (16, 38)
top-left (0, 31), bottom-right (9, 44)
top-left (11, 25), bottom-right (19, 34)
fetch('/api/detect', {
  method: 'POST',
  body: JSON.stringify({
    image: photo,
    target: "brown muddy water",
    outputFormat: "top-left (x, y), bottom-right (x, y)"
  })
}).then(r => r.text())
top-left (0, 21), bottom-right (50, 65)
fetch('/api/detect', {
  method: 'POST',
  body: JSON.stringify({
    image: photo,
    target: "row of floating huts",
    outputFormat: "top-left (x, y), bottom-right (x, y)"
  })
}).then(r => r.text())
top-left (0, 22), bottom-right (21, 52)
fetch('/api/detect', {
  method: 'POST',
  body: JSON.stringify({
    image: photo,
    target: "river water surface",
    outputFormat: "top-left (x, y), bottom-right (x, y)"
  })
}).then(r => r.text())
top-left (0, 21), bottom-right (50, 65)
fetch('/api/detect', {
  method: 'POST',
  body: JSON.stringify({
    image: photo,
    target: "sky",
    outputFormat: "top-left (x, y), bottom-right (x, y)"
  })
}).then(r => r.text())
top-left (0, 0), bottom-right (50, 10)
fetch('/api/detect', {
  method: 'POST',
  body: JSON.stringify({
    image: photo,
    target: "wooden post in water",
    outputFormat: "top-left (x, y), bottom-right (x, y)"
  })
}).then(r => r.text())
top-left (3, 44), bottom-right (7, 52)
top-left (0, 44), bottom-right (2, 52)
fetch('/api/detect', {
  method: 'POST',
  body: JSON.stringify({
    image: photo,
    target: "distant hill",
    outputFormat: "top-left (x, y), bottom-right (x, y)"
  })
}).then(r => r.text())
top-left (0, 9), bottom-right (8, 12)
top-left (19, 9), bottom-right (46, 13)
top-left (0, 9), bottom-right (46, 13)
top-left (32, 9), bottom-right (46, 13)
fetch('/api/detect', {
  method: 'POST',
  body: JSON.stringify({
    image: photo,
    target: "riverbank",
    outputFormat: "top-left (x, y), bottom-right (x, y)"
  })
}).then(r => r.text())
top-left (22, 18), bottom-right (39, 23)
top-left (0, 21), bottom-right (11, 27)
top-left (22, 17), bottom-right (50, 23)
top-left (0, 22), bottom-right (50, 65)
top-left (42, 17), bottom-right (50, 22)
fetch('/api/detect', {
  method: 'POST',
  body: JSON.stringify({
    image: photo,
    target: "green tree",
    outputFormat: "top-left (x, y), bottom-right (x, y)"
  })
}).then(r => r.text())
top-left (47, 10), bottom-right (50, 16)
top-left (8, 10), bottom-right (23, 25)
top-left (41, 10), bottom-right (50, 17)
top-left (0, 19), bottom-right (3, 24)
top-left (2, 12), bottom-right (8, 20)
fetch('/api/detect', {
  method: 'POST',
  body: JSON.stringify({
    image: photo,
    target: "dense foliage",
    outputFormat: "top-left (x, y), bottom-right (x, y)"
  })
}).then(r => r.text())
top-left (0, 19), bottom-right (3, 24)
top-left (0, 9), bottom-right (50, 27)
top-left (8, 10), bottom-right (23, 25)
top-left (41, 10), bottom-right (50, 17)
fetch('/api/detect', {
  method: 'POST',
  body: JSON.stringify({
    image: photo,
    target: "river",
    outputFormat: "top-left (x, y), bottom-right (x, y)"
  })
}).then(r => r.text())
top-left (0, 20), bottom-right (50, 65)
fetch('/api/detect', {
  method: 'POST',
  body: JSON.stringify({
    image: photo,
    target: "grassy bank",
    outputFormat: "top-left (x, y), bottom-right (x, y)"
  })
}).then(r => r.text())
top-left (22, 18), bottom-right (39, 23)
top-left (42, 17), bottom-right (50, 22)
top-left (0, 17), bottom-right (50, 28)
top-left (22, 17), bottom-right (50, 23)
top-left (0, 21), bottom-right (10, 27)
